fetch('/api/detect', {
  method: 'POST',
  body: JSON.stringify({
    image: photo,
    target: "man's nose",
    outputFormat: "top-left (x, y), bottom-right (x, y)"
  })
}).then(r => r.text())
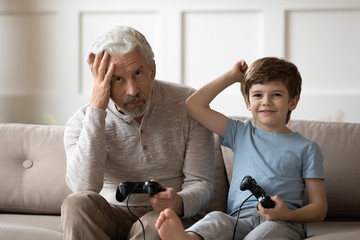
top-left (125, 79), bottom-right (138, 96)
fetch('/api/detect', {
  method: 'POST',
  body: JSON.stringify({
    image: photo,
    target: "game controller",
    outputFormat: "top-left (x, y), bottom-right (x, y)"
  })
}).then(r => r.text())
top-left (116, 181), bottom-right (166, 202)
top-left (240, 175), bottom-right (275, 209)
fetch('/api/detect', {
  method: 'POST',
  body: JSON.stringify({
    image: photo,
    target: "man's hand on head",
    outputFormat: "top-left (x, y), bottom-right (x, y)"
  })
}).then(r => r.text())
top-left (90, 51), bottom-right (115, 110)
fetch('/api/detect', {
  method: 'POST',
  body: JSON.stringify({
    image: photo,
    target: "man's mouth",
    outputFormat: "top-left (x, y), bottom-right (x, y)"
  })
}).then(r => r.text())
top-left (126, 100), bottom-right (144, 106)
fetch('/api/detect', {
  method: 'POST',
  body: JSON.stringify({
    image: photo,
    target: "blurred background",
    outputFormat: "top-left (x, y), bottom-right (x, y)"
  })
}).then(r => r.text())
top-left (1, 0), bottom-right (359, 125)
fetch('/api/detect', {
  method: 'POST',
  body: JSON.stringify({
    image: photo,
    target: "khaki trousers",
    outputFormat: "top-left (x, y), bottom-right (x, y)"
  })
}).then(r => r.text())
top-left (61, 191), bottom-right (198, 240)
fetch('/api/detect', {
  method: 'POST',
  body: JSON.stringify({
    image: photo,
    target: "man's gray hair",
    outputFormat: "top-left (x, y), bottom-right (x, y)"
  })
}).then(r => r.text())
top-left (87, 26), bottom-right (154, 68)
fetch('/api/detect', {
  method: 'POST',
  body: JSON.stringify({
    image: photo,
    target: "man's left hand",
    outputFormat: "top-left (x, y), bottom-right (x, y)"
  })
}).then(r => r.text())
top-left (149, 187), bottom-right (184, 217)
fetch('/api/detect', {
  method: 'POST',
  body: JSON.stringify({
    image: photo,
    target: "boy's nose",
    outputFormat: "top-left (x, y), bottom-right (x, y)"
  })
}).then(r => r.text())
top-left (262, 96), bottom-right (272, 105)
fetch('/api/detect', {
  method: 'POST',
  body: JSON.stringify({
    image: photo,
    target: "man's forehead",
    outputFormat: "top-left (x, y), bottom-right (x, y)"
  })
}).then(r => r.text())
top-left (109, 51), bottom-right (147, 71)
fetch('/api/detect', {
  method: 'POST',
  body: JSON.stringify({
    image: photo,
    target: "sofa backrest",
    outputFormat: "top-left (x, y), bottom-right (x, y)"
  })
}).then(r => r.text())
top-left (212, 117), bottom-right (360, 220)
top-left (0, 124), bottom-right (72, 214)
top-left (2, 120), bottom-right (359, 221)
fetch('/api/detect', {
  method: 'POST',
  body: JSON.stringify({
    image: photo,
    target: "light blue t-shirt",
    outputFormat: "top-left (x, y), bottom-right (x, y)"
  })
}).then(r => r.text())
top-left (220, 118), bottom-right (324, 215)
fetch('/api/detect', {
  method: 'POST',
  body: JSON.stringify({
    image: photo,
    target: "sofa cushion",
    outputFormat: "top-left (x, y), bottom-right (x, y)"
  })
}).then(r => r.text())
top-left (0, 124), bottom-right (72, 214)
top-left (288, 120), bottom-right (360, 220)
top-left (205, 134), bottom-right (229, 213)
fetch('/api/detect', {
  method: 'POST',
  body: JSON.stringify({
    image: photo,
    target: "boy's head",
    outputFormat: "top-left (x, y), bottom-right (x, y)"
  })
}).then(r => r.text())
top-left (241, 57), bottom-right (302, 123)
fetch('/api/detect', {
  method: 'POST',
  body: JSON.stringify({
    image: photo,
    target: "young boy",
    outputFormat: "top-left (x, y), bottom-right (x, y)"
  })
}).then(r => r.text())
top-left (155, 57), bottom-right (327, 240)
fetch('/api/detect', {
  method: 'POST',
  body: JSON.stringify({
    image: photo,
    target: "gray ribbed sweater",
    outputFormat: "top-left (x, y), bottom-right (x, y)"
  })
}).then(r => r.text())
top-left (64, 80), bottom-right (215, 218)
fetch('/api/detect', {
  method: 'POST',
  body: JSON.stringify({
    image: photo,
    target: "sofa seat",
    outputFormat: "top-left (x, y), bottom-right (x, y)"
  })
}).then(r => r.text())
top-left (0, 214), bottom-right (62, 240)
top-left (307, 221), bottom-right (360, 239)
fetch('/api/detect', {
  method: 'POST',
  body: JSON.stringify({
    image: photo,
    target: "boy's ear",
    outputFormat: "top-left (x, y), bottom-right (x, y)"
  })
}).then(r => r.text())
top-left (244, 98), bottom-right (251, 111)
top-left (289, 96), bottom-right (300, 111)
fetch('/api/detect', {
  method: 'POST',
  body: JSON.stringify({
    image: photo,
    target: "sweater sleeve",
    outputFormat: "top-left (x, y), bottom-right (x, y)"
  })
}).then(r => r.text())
top-left (64, 106), bottom-right (108, 193)
top-left (178, 116), bottom-right (216, 218)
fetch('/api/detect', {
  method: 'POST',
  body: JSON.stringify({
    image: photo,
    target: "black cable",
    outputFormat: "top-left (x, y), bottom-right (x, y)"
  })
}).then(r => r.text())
top-left (126, 190), bottom-right (146, 240)
top-left (232, 194), bottom-right (254, 240)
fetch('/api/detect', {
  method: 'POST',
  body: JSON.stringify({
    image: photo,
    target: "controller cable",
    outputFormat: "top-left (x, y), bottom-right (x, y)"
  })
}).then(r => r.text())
top-left (126, 186), bottom-right (146, 240)
top-left (232, 193), bottom-right (254, 240)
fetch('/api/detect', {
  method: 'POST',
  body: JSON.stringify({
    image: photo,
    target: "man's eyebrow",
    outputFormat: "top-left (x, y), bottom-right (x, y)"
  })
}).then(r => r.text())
top-left (136, 66), bottom-right (145, 71)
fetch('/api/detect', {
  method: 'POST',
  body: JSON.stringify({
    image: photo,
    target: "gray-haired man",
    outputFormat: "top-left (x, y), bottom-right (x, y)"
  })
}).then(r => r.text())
top-left (61, 26), bottom-right (215, 240)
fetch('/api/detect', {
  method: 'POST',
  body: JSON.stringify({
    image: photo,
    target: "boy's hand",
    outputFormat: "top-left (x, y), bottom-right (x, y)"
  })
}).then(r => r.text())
top-left (89, 51), bottom-right (115, 110)
top-left (257, 195), bottom-right (292, 221)
top-left (230, 60), bottom-right (248, 83)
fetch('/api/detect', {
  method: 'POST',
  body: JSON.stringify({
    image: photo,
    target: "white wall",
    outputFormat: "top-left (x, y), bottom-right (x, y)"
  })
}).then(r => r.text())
top-left (1, 0), bottom-right (359, 125)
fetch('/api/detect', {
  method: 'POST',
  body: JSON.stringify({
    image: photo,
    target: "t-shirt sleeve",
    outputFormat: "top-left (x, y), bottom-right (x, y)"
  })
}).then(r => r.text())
top-left (220, 117), bottom-right (249, 151)
top-left (302, 142), bottom-right (325, 179)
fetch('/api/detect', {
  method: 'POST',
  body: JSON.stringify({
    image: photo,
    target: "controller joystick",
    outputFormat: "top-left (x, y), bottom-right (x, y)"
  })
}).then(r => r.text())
top-left (116, 181), bottom-right (166, 202)
top-left (240, 175), bottom-right (275, 209)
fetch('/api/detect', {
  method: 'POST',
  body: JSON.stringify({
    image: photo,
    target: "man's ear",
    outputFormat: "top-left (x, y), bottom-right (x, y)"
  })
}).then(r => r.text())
top-left (289, 95), bottom-right (300, 111)
top-left (151, 60), bottom-right (156, 80)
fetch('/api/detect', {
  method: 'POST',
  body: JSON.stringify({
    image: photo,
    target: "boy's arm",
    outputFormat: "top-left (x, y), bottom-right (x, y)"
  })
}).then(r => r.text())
top-left (185, 60), bottom-right (247, 137)
top-left (259, 178), bottom-right (328, 223)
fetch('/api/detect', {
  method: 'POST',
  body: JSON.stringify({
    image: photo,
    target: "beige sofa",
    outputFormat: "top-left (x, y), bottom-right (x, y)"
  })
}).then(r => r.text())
top-left (0, 118), bottom-right (359, 239)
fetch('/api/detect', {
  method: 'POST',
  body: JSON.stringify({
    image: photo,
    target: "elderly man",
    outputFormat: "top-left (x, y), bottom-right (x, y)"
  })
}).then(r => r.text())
top-left (61, 26), bottom-right (215, 240)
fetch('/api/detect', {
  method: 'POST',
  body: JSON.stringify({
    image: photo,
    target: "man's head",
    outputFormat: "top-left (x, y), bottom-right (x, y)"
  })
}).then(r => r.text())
top-left (88, 26), bottom-right (154, 70)
top-left (88, 26), bottom-right (156, 120)
top-left (241, 57), bottom-right (302, 124)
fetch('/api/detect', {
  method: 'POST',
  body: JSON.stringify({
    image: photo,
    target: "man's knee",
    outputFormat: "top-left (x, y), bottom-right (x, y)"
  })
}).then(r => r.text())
top-left (129, 211), bottom-right (161, 240)
top-left (61, 191), bottom-right (104, 214)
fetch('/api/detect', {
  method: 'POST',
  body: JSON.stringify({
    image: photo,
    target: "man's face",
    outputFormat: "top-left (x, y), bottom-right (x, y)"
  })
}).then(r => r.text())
top-left (109, 50), bottom-right (155, 119)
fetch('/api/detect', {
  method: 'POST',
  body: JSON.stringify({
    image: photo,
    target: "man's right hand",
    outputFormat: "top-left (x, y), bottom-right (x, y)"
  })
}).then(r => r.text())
top-left (89, 51), bottom-right (115, 110)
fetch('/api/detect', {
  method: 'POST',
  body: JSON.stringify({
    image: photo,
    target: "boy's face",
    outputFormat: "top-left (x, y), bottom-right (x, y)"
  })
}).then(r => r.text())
top-left (245, 81), bottom-right (299, 133)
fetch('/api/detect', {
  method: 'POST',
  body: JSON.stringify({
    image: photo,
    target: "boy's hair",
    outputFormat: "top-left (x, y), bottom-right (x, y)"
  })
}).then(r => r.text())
top-left (87, 26), bottom-right (154, 69)
top-left (241, 57), bottom-right (302, 123)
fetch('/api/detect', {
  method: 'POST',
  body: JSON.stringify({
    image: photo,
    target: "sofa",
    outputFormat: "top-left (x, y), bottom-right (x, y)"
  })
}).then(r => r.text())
top-left (0, 118), bottom-right (359, 239)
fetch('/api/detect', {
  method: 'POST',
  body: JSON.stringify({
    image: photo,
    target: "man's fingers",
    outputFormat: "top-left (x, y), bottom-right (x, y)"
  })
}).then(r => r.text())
top-left (104, 63), bottom-right (115, 84)
top-left (98, 52), bottom-right (110, 78)
top-left (91, 52), bottom-right (103, 73)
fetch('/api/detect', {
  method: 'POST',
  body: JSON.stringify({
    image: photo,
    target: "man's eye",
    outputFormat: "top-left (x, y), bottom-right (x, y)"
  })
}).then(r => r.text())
top-left (135, 71), bottom-right (141, 76)
top-left (114, 77), bottom-right (121, 82)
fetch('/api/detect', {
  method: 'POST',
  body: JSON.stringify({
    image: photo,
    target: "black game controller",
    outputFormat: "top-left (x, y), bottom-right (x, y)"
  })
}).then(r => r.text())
top-left (240, 175), bottom-right (275, 209)
top-left (116, 181), bottom-right (166, 202)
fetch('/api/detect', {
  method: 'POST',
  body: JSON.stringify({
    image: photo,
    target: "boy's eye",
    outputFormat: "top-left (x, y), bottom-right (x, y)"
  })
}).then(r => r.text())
top-left (252, 94), bottom-right (262, 98)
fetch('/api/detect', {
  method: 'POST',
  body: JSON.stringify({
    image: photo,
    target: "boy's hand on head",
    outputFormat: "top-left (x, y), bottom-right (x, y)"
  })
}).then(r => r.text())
top-left (257, 195), bottom-right (292, 221)
top-left (230, 60), bottom-right (248, 83)
top-left (238, 60), bottom-right (248, 74)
